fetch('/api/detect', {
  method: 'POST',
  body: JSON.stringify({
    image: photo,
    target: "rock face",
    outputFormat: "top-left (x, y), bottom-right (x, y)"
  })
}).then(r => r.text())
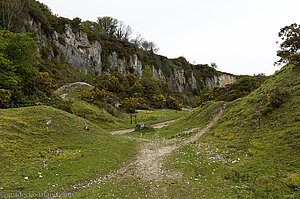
top-left (205, 74), bottom-right (237, 89)
top-left (28, 19), bottom-right (236, 91)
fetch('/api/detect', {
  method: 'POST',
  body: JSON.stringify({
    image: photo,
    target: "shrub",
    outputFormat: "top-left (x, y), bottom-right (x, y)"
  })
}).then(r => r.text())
top-left (80, 88), bottom-right (106, 104)
top-left (36, 72), bottom-right (58, 94)
top-left (261, 87), bottom-right (289, 115)
top-left (72, 109), bottom-right (86, 118)
top-left (0, 89), bottom-right (11, 108)
top-left (166, 96), bottom-right (183, 111)
top-left (121, 97), bottom-right (141, 113)
top-left (105, 104), bottom-right (115, 115)
top-left (152, 94), bottom-right (166, 109)
top-left (266, 87), bottom-right (288, 108)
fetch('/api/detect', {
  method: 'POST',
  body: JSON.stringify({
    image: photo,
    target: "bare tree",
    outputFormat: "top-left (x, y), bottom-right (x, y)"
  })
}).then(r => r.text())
top-left (131, 32), bottom-right (144, 48)
top-left (148, 41), bottom-right (159, 53)
top-left (115, 21), bottom-right (132, 41)
top-left (0, 0), bottom-right (25, 31)
top-left (141, 40), bottom-right (159, 53)
top-left (210, 62), bottom-right (218, 69)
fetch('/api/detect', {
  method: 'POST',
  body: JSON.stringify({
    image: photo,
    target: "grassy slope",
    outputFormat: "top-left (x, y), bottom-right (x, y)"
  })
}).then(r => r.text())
top-left (0, 106), bottom-right (137, 193)
top-left (126, 101), bottom-right (224, 140)
top-left (163, 64), bottom-right (300, 198)
top-left (71, 100), bottom-right (189, 131)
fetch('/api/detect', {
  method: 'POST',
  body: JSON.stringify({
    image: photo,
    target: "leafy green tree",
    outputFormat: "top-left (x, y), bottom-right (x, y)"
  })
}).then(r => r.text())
top-left (0, 30), bottom-right (38, 92)
top-left (275, 23), bottom-right (300, 66)
top-left (97, 16), bottom-right (118, 36)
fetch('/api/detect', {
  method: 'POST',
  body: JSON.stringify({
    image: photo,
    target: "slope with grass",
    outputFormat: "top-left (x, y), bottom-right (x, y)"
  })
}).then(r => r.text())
top-left (0, 106), bottom-right (137, 194)
top-left (164, 64), bottom-right (300, 198)
top-left (70, 100), bottom-right (189, 131)
top-left (68, 64), bottom-right (299, 198)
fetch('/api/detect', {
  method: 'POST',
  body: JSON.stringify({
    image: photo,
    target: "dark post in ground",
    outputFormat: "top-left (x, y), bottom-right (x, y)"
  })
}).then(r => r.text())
top-left (131, 115), bottom-right (137, 124)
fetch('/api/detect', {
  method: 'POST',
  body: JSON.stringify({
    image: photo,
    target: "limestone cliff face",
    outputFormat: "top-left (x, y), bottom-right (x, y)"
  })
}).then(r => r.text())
top-left (205, 74), bottom-right (237, 89)
top-left (28, 19), bottom-right (236, 91)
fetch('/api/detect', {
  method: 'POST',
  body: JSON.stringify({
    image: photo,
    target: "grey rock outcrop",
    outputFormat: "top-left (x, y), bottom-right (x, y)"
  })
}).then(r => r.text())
top-left (205, 74), bottom-right (237, 89)
top-left (27, 18), bottom-right (236, 92)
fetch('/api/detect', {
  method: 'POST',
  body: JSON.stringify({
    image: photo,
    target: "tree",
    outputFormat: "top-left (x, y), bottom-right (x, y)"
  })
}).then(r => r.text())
top-left (131, 33), bottom-right (144, 48)
top-left (0, 30), bottom-right (38, 91)
top-left (0, 0), bottom-right (25, 31)
top-left (141, 40), bottom-right (159, 53)
top-left (275, 23), bottom-right (300, 66)
top-left (115, 21), bottom-right (132, 41)
top-left (210, 62), bottom-right (218, 69)
top-left (97, 16), bottom-right (118, 36)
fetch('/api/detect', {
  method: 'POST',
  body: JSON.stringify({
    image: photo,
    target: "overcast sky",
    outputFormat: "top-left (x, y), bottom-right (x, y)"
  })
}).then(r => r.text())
top-left (38, 0), bottom-right (299, 75)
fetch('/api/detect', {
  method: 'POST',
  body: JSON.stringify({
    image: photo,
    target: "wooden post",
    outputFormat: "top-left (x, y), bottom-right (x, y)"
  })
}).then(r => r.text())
top-left (131, 115), bottom-right (137, 124)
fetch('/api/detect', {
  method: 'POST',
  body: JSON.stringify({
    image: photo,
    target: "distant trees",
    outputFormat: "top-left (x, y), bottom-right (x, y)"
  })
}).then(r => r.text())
top-left (141, 41), bottom-right (159, 53)
top-left (275, 23), bottom-right (300, 66)
top-left (210, 62), bottom-right (218, 69)
top-left (0, 30), bottom-right (59, 107)
top-left (115, 21), bottom-right (132, 41)
top-left (82, 16), bottom-right (159, 53)
top-left (96, 16), bottom-right (118, 36)
top-left (0, 0), bottom-right (25, 31)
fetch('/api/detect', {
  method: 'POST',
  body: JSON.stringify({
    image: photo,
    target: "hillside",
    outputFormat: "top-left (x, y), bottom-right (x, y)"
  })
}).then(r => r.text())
top-left (3, 0), bottom-right (236, 94)
top-left (161, 64), bottom-right (300, 198)
top-left (1, 0), bottom-right (299, 198)
top-left (53, 64), bottom-right (298, 198)
top-left (0, 106), bottom-right (137, 193)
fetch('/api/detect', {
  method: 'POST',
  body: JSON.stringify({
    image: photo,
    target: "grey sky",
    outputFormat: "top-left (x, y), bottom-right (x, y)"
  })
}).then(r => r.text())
top-left (38, 0), bottom-right (299, 75)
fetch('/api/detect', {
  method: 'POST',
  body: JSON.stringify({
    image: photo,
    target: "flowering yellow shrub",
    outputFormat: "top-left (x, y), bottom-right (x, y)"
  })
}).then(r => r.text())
top-left (152, 94), bottom-right (166, 109)
top-left (166, 96), bottom-right (183, 111)
top-left (36, 72), bottom-right (58, 93)
top-left (121, 97), bottom-right (144, 113)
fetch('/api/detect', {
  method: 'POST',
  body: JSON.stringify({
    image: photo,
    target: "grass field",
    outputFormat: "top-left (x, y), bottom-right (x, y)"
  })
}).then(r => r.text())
top-left (0, 106), bottom-right (137, 194)
top-left (164, 64), bottom-right (300, 198)
top-left (72, 64), bottom-right (299, 198)
top-left (1, 65), bottom-right (299, 198)
top-left (70, 100), bottom-right (189, 131)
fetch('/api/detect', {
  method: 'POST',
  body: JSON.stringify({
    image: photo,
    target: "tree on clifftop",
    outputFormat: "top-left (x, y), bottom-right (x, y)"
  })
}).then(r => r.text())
top-left (0, 0), bottom-right (25, 31)
top-left (275, 23), bottom-right (300, 66)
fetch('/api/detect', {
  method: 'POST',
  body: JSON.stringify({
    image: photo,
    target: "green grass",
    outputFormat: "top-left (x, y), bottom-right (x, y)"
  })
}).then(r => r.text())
top-left (71, 100), bottom-right (189, 131)
top-left (126, 101), bottom-right (223, 140)
top-left (0, 106), bottom-right (137, 194)
top-left (164, 64), bottom-right (300, 198)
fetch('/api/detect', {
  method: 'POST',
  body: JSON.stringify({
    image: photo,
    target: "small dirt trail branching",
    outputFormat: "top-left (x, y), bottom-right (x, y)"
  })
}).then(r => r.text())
top-left (59, 104), bottom-right (226, 197)
top-left (111, 120), bottom-right (176, 135)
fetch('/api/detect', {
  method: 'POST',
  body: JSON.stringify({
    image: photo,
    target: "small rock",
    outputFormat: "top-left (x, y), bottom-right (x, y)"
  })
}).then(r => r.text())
top-left (46, 120), bottom-right (51, 126)
top-left (24, 177), bottom-right (28, 180)
top-left (84, 126), bottom-right (89, 131)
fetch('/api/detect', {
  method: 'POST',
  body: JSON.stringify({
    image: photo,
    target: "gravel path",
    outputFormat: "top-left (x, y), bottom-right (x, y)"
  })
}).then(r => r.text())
top-left (57, 104), bottom-right (226, 197)
top-left (111, 120), bottom-right (176, 135)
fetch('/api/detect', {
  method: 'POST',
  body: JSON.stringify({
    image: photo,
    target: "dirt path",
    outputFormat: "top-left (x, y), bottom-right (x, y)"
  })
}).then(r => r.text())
top-left (59, 104), bottom-right (226, 197)
top-left (111, 119), bottom-right (176, 135)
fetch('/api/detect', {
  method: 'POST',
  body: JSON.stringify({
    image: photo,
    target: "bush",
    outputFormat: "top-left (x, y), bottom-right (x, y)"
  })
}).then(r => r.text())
top-left (152, 94), bottom-right (166, 109)
top-left (105, 104), bottom-right (115, 115)
top-left (0, 89), bottom-right (11, 108)
top-left (121, 97), bottom-right (143, 113)
top-left (266, 87), bottom-right (288, 108)
top-left (166, 96), bottom-right (183, 111)
top-left (261, 87), bottom-right (289, 115)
